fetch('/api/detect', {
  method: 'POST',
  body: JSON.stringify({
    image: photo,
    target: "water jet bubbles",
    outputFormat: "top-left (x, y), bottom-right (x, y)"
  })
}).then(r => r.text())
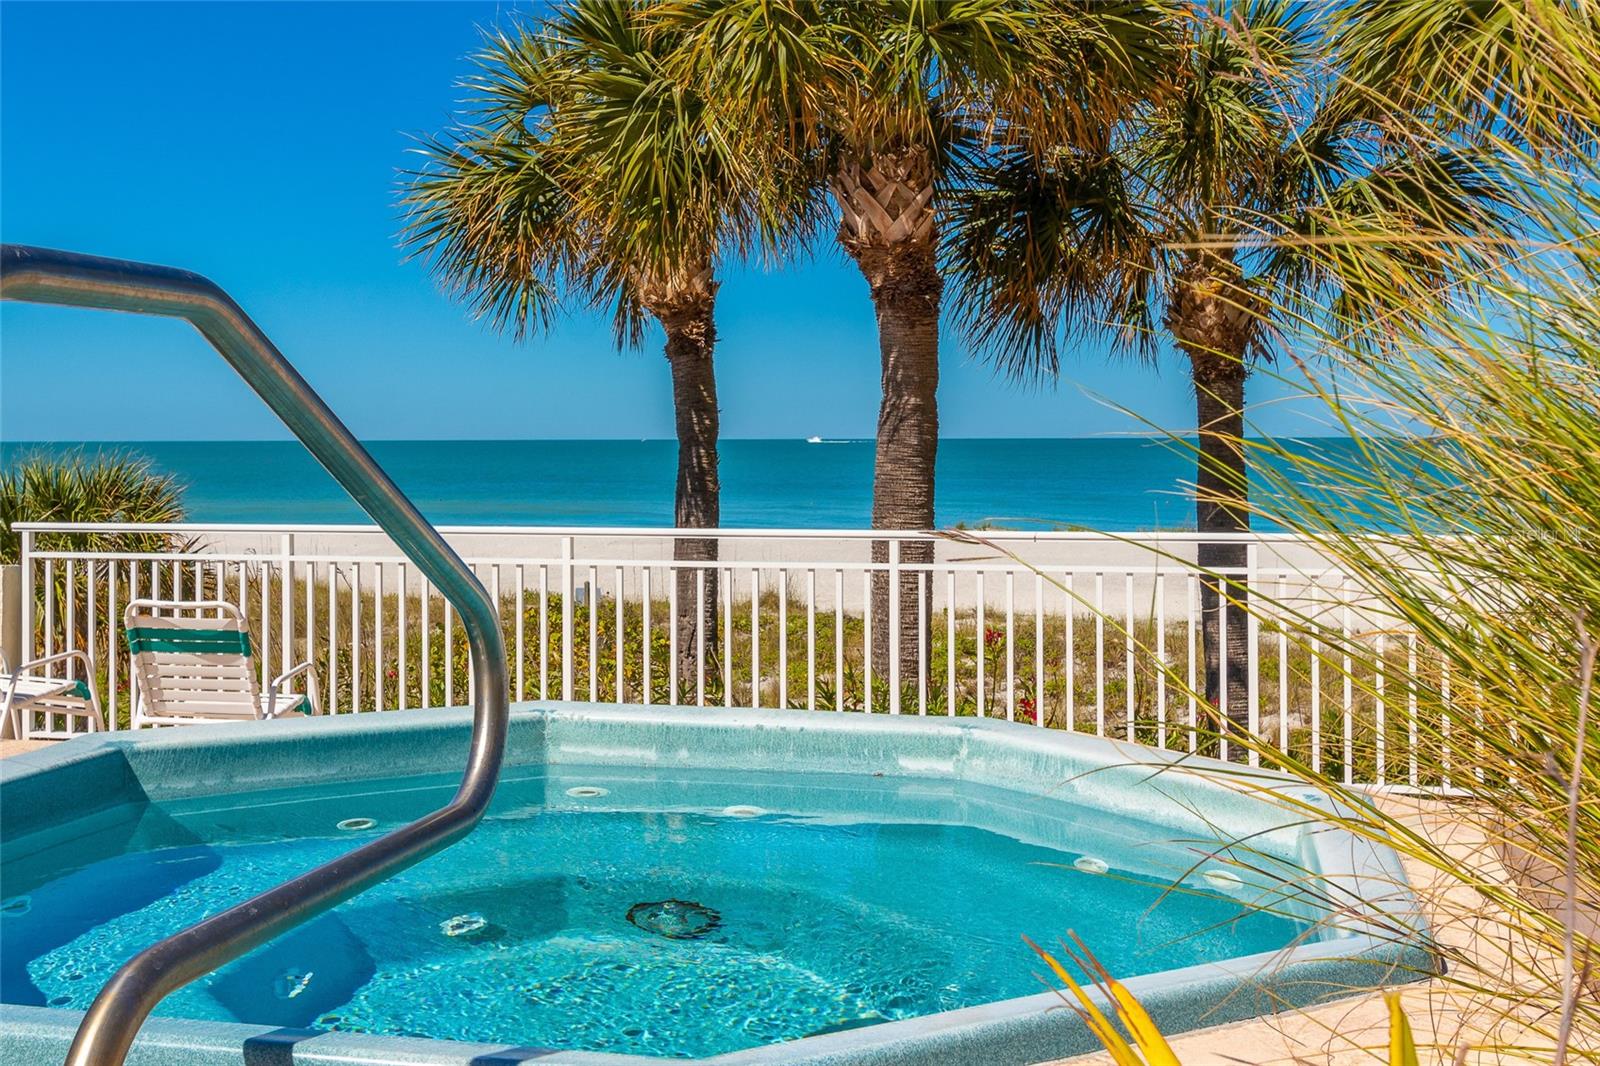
top-left (1073, 856), bottom-right (1109, 875)
top-left (336, 817), bottom-right (377, 832)
top-left (721, 805), bottom-right (764, 818)
top-left (440, 913), bottom-right (488, 937)
top-left (566, 786), bottom-right (609, 798)
top-left (274, 970), bottom-right (315, 1000)
top-left (0, 895), bottom-right (31, 916)
top-left (439, 912), bottom-right (503, 942)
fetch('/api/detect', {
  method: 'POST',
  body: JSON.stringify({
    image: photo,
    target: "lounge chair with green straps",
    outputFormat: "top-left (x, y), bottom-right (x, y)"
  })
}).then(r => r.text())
top-left (125, 599), bottom-right (321, 727)
top-left (1, 649), bottom-right (107, 740)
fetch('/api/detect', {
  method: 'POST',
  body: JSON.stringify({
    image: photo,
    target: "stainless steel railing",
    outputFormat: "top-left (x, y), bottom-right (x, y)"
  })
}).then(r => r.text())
top-left (0, 244), bottom-right (511, 1066)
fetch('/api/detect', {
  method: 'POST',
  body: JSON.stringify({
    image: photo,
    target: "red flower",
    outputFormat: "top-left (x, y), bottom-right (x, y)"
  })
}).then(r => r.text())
top-left (984, 627), bottom-right (1002, 648)
top-left (1018, 696), bottom-right (1037, 724)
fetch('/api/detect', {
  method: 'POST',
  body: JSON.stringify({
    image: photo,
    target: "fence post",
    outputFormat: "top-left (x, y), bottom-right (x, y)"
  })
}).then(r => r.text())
top-left (1, 531), bottom-right (33, 741)
top-left (561, 535), bottom-right (574, 702)
top-left (19, 529), bottom-right (33, 667)
top-left (888, 538), bottom-right (901, 715)
top-left (280, 533), bottom-right (294, 677)
top-left (1, 561), bottom-right (21, 670)
top-left (1246, 539), bottom-right (1260, 767)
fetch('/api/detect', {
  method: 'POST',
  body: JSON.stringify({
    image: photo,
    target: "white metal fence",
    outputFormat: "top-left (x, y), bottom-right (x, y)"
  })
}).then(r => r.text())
top-left (13, 521), bottom-right (1453, 790)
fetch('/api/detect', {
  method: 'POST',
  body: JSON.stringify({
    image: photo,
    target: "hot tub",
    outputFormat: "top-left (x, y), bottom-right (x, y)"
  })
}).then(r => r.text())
top-left (0, 704), bottom-right (1434, 1065)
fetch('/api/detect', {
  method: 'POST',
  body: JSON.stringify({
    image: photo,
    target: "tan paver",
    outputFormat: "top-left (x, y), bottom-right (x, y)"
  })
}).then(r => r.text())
top-left (1049, 795), bottom-right (1581, 1065)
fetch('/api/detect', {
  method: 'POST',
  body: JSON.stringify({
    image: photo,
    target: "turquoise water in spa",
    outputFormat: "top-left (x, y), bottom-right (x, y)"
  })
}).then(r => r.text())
top-left (0, 764), bottom-right (1314, 1058)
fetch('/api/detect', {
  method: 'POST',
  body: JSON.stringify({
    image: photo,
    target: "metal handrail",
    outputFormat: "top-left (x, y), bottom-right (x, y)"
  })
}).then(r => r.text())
top-left (0, 244), bottom-right (510, 1066)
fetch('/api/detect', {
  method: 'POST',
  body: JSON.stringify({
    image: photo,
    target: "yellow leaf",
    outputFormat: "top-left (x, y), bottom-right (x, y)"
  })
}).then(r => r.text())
top-left (1025, 936), bottom-right (1142, 1065)
top-left (1105, 977), bottom-right (1181, 1066)
top-left (1387, 993), bottom-right (1419, 1066)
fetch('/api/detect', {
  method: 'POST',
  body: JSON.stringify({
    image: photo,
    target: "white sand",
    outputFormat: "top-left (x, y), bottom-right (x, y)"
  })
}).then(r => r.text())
top-left (190, 526), bottom-right (1348, 616)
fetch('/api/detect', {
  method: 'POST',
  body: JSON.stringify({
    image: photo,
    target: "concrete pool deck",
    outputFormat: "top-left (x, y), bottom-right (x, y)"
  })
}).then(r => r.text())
top-left (1052, 794), bottom-right (1565, 1065)
top-left (1, 708), bottom-right (1454, 1065)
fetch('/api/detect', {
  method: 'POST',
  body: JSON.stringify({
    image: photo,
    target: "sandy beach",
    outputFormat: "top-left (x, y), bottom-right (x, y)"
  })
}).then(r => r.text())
top-left (177, 525), bottom-right (1351, 618)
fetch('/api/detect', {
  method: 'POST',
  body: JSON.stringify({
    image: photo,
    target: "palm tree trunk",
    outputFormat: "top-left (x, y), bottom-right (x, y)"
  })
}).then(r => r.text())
top-left (851, 242), bottom-right (940, 688)
top-left (835, 149), bottom-right (940, 694)
top-left (658, 292), bottom-right (720, 693)
top-left (1167, 253), bottom-right (1256, 755)
top-left (1191, 350), bottom-right (1251, 750)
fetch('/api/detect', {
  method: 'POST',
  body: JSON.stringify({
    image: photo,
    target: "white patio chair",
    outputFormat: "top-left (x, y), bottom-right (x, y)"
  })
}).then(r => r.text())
top-left (125, 599), bottom-right (321, 727)
top-left (1, 648), bottom-right (107, 741)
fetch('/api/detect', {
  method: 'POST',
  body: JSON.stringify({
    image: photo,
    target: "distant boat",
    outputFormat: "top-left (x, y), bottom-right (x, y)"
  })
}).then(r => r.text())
top-left (806, 436), bottom-right (823, 444)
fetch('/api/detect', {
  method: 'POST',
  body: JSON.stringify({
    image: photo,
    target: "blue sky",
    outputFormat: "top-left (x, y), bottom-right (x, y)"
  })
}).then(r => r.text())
top-left (1, 1), bottom-right (1328, 442)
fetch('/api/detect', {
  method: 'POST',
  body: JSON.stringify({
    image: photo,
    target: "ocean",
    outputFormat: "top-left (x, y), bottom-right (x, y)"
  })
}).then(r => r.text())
top-left (0, 438), bottom-right (1335, 530)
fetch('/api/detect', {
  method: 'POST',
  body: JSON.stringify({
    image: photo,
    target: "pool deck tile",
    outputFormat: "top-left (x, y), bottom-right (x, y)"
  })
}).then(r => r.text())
top-left (1053, 795), bottom-right (1564, 1065)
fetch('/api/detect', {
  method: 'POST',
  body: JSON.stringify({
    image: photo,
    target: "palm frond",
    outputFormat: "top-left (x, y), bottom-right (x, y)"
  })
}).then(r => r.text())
top-left (1265, 144), bottom-right (1512, 347)
top-left (0, 451), bottom-right (187, 565)
top-left (399, 125), bottom-right (575, 339)
top-left (1333, 0), bottom-right (1600, 149)
top-left (402, 0), bottom-right (811, 347)
top-left (944, 145), bottom-right (1158, 378)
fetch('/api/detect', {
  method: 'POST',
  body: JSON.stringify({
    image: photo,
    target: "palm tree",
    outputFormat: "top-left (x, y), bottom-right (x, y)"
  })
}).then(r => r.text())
top-left (403, 1), bottom-right (799, 679)
top-left (667, 0), bottom-right (1173, 684)
top-left (1, 450), bottom-right (189, 657)
top-left (1, 450), bottom-right (186, 565)
top-left (945, 0), bottom-right (1506, 737)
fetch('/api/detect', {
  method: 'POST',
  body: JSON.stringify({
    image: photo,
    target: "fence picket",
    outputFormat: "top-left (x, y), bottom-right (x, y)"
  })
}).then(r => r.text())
top-left (13, 522), bottom-right (1450, 792)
